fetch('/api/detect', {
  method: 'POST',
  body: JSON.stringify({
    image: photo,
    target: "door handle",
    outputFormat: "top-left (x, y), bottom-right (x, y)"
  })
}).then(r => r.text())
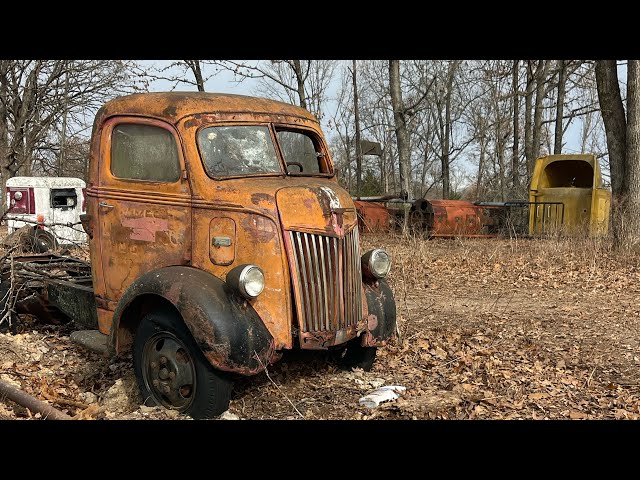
top-left (99, 201), bottom-right (114, 209)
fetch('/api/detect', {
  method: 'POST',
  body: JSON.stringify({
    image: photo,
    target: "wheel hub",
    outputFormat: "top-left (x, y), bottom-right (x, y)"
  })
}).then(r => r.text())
top-left (142, 332), bottom-right (196, 411)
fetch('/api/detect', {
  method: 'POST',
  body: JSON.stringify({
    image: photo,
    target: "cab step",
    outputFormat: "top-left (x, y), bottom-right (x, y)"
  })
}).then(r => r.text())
top-left (70, 330), bottom-right (108, 355)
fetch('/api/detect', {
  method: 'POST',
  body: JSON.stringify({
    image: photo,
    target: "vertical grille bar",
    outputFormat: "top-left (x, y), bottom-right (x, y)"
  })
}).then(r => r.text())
top-left (310, 234), bottom-right (325, 330)
top-left (353, 229), bottom-right (360, 322)
top-left (293, 232), bottom-right (311, 332)
top-left (333, 237), bottom-right (340, 329)
top-left (302, 233), bottom-right (319, 332)
top-left (345, 230), bottom-right (352, 328)
top-left (353, 227), bottom-right (362, 323)
top-left (318, 235), bottom-right (329, 331)
top-left (289, 228), bottom-right (362, 334)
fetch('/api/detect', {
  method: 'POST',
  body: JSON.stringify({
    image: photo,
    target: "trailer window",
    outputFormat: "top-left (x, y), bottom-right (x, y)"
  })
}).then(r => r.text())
top-left (51, 188), bottom-right (77, 209)
top-left (111, 124), bottom-right (181, 182)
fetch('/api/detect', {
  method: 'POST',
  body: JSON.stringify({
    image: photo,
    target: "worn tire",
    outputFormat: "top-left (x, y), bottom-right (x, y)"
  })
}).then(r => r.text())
top-left (340, 336), bottom-right (377, 371)
top-left (29, 229), bottom-right (57, 253)
top-left (133, 310), bottom-right (232, 419)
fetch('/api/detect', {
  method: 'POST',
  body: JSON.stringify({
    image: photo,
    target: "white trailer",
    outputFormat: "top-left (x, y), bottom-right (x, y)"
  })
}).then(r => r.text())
top-left (5, 176), bottom-right (88, 248)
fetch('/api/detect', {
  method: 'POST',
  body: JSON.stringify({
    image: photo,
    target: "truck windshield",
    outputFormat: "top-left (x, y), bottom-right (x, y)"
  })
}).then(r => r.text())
top-left (198, 125), bottom-right (282, 177)
top-left (277, 130), bottom-right (326, 175)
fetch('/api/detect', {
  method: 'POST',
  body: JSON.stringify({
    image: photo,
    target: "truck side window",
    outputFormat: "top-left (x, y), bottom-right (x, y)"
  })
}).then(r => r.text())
top-left (277, 130), bottom-right (324, 174)
top-left (111, 124), bottom-right (181, 182)
top-left (198, 125), bottom-right (281, 177)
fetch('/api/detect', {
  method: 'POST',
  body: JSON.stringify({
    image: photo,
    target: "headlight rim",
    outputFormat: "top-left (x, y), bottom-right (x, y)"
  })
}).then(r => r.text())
top-left (227, 264), bottom-right (265, 299)
top-left (362, 248), bottom-right (391, 280)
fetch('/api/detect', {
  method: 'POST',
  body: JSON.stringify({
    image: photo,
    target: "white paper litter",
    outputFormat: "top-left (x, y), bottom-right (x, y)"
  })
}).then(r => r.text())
top-left (358, 385), bottom-right (406, 408)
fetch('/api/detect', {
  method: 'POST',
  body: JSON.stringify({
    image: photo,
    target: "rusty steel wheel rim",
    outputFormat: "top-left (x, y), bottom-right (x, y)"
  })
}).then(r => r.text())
top-left (142, 331), bottom-right (197, 411)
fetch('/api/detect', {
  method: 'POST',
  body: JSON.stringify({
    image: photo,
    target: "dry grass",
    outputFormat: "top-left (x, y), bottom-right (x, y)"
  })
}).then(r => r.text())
top-left (1, 232), bottom-right (640, 419)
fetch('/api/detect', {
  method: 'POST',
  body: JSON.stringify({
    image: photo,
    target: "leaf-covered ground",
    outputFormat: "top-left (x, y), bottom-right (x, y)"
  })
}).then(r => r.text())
top-left (1, 233), bottom-right (639, 420)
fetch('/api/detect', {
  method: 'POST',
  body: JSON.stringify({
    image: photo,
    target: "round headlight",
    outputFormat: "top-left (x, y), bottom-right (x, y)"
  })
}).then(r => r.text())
top-left (14, 191), bottom-right (22, 201)
top-left (227, 264), bottom-right (265, 299)
top-left (362, 249), bottom-right (391, 279)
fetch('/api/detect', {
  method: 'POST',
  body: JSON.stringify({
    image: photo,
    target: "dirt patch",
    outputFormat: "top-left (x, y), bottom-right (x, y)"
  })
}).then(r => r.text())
top-left (1, 234), bottom-right (640, 420)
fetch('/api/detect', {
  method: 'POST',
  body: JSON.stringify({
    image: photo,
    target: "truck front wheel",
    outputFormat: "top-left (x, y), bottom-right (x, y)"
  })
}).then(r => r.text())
top-left (340, 337), bottom-right (377, 371)
top-left (133, 311), bottom-right (232, 419)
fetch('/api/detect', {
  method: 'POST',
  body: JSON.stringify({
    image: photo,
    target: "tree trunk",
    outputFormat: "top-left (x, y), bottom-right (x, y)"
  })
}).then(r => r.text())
top-left (512, 60), bottom-right (520, 195)
top-left (554, 60), bottom-right (566, 154)
top-left (292, 60), bottom-right (307, 110)
top-left (497, 129), bottom-right (506, 202)
top-left (189, 61), bottom-right (205, 92)
top-left (441, 60), bottom-right (460, 200)
top-left (524, 61), bottom-right (534, 177)
top-left (476, 133), bottom-right (485, 202)
top-left (389, 60), bottom-right (411, 199)
top-left (58, 71), bottom-right (70, 176)
top-left (531, 60), bottom-right (547, 165)
top-left (595, 60), bottom-right (628, 247)
top-left (352, 60), bottom-right (363, 196)
top-left (389, 60), bottom-right (411, 230)
top-left (623, 59), bottom-right (640, 246)
top-left (595, 60), bottom-right (627, 198)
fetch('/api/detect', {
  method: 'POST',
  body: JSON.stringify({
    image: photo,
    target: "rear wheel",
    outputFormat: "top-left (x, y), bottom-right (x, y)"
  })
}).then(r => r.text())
top-left (340, 336), bottom-right (377, 371)
top-left (133, 311), bottom-right (232, 419)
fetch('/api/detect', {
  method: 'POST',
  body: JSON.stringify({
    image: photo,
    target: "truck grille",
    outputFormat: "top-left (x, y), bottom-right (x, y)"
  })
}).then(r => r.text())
top-left (288, 227), bottom-right (362, 333)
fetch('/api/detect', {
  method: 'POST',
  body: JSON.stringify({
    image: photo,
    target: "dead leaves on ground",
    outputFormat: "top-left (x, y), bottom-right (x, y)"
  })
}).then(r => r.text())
top-left (1, 236), bottom-right (640, 419)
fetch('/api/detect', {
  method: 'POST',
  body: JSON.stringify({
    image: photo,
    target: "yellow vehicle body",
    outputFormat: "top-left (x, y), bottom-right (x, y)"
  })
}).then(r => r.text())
top-left (529, 154), bottom-right (611, 236)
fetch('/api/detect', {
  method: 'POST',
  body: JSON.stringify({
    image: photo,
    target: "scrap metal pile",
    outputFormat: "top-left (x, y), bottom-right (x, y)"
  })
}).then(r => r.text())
top-left (0, 249), bottom-right (92, 331)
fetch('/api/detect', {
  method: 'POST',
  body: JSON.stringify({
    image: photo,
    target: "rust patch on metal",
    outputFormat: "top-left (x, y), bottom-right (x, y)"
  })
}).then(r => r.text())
top-left (121, 217), bottom-right (169, 242)
top-left (183, 114), bottom-right (202, 130)
top-left (241, 215), bottom-right (276, 243)
top-left (163, 105), bottom-right (177, 117)
top-left (251, 193), bottom-right (275, 205)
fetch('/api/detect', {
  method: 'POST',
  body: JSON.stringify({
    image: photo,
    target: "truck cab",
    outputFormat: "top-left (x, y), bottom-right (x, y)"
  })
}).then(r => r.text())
top-left (79, 92), bottom-right (396, 418)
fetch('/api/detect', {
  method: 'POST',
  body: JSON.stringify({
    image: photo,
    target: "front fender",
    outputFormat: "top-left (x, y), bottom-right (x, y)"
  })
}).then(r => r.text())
top-left (361, 279), bottom-right (397, 347)
top-left (110, 266), bottom-right (275, 376)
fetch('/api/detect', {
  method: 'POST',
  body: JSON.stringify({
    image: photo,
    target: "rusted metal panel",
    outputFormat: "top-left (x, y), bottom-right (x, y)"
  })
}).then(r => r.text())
top-left (354, 200), bottom-right (391, 233)
top-left (276, 185), bottom-right (357, 236)
top-left (94, 116), bottom-right (192, 309)
top-left (361, 279), bottom-right (397, 347)
top-left (110, 266), bottom-right (275, 376)
top-left (83, 92), bottom-right (391, 363)
top-left (285, 227), bottom-right (364, 349)
top-left (209, 217), bottom-right (236, 266)
top-left (408, 199), bottom-right (503, 237)
top-left (45, 279), bottom-right (98, 329)
top-left (529, 154), bottom-right (611, 236)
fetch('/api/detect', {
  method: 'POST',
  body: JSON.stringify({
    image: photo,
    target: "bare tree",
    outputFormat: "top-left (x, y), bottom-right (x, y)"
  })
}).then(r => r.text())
top-left (217, 60), bottom-right (335, 120)
top-left (0, 60), bottom-right (132, 206)
top-left (389, 60), bottom-right (411, 204)
top-left (134, 60), bottom-right (214, 92)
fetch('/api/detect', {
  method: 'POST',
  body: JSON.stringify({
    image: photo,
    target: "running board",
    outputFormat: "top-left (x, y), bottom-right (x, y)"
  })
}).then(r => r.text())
top-left (70, 330), bottom-right (108, 355)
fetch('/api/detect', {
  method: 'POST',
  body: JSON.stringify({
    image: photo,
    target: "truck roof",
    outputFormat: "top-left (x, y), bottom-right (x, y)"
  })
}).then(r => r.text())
top-left (98, 92), bottom-right (318, 124)
top-left (6, 176), bottom-right (86, 188)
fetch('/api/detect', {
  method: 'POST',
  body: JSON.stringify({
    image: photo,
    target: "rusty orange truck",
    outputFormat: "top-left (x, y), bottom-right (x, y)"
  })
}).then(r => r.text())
top-left (3, 92), bottom-right (397, 419)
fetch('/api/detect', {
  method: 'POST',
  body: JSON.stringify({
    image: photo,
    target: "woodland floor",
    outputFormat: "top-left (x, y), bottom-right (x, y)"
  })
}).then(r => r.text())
top-left (1, 232), bottom-right (640, 420)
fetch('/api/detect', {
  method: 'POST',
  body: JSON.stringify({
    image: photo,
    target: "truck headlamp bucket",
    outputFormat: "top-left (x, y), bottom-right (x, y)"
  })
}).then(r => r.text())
top-left (361, 249), bottom-right (391, 280)
top-left (227, 264), bottom-right (265, 299)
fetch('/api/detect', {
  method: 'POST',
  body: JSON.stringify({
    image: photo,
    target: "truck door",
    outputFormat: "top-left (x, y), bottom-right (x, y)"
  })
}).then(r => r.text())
top-left (97, 116), bottom-right (191, 311)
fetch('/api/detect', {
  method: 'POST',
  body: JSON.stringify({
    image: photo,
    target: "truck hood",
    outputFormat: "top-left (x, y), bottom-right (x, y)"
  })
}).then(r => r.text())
top-left (276, 183), bottom-right (357, 236)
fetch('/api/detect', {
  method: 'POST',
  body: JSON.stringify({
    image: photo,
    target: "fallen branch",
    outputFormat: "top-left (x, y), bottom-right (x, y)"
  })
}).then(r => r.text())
top-left (254, 350), bottom-right (304, 418)
top-left (0, 378), bottom-right (72, 420)
top-left (41, 388), bottom-right (90, 410)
